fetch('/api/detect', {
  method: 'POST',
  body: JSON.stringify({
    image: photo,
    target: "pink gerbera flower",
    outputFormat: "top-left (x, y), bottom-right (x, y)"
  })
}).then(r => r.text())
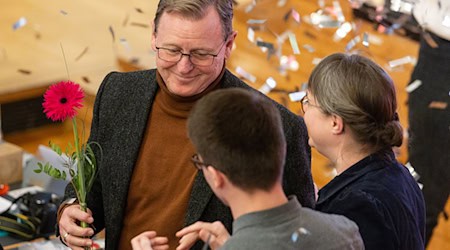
top-left (42, 81), bottom-right (84, 122)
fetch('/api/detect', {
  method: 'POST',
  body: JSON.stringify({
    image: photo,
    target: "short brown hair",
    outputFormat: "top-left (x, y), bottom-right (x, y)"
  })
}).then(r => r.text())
top-left (188, 88), bottom-right (286, 191)
top-left (153, 0), bottom-right (233, 41)
top-left (308, 53), bottom-right (403, 152)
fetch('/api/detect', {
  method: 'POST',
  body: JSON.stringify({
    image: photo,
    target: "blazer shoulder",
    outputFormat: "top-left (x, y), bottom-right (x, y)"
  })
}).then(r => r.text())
top-left (97, 69), bottom-right (157, 96)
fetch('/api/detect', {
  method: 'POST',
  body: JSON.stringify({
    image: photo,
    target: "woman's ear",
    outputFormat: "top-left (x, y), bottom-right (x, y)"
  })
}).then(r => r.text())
top-left (331, 114), bottom-right (345, 135)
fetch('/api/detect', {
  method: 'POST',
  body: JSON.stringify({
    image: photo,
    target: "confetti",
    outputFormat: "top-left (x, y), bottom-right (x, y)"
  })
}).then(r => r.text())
top-left (247, 19), bottom-right (266, 25)
top-left (291, 227), bottom-right (311, 243)
top-left (288, 33), bottom-right (300, 54)
top-left (109, 26), bottom-right (115, 42)
top-left (310, 10), bottom-right (341, 28)
top-left (60, 10), bottom-right (68, 15)
top-left (345, 35), bottom-right (361, 51)
top-left (135, 8), bottom-right (144, 14)
top-left (312, 57), bottom-right (322, 65)
top-left (120, 38), bottom-right (131, 52)
top-left (289, 91), bottom-right (306, 102)
top-left (235, 66), bottom-right (256, 83)
top-left (277, 0), bottom-right (287, 7)
top-left (291, 9), bottom-right (301, 24)
top-left (428, 101), bottom-right (448, 110)
top-left (280, 55), bottom-right (299, 71)
top-left (405, 79), bottom-right (422, 93)
top-left (302, 44), bottom-right (315, 53)
top-left (283, 9), bottom-right (301, 24)
top-left (18, 69), bottom-right (32, 75)
top-left (301, 83), bottom-right (308, 91)
top-left (13, 17), bottom-right (27, 30)
top-left (303, 31), bottom-right (317, 40)
top-left (256, 41), bottom-right (274, 52)
top-left (362, 32), bottom-right (369, 47)
top-left (278, 30), bottom-right (292, 44)
top-left (130, 57), bottom-right (140, 64)
top-left (284, 9), bottom-right (292, 22)
top-left (388, 56), bottom-right (415, 68)
top-left (247, 27), bottom-right (255, 43)
top-left (82, 76), bottom-right (90, 84)
top-left (367, 33), bottom-right (383, 46)
top-left (259, 77), bottom-right (277, 94)
top-left (333, 22), bottom-right (352, 41)
top-left (130, 22), bottom-right (149, 28)
top-left (333, 0), bottom-right (345, 23)
top-left (123, 14), bottom-right (130, 27)
top-left (245, 0), bottom-right (256, 13)
top-left (75, 47), bottom-right (89, 62)
top-left (405, 162), bottom-right (421, 182)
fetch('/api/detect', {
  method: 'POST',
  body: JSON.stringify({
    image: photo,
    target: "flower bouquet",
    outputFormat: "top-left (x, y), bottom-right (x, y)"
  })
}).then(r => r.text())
top-left (34, 80), bottom-right (101, 230)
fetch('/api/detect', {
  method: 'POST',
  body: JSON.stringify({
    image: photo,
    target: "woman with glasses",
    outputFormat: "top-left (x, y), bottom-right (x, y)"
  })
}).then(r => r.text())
top-left (303, 53), bottom-right (425, 250)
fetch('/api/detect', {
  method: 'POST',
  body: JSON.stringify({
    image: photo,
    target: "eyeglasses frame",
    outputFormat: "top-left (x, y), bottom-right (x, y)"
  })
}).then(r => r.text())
top-left (300, 95), bottom-right (321, 114)
top-left (191, 153), bottom-right (210, 170)
top-left (155, 39), bottom-right (228, 66)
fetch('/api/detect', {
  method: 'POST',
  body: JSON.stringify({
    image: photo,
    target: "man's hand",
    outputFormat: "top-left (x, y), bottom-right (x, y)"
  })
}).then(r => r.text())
top-left (131, 231), bottom-right (169, 250)
top-left (176, 221), bottom-right (230, 250)
top-left (58, 204), bottom-right (95, 250)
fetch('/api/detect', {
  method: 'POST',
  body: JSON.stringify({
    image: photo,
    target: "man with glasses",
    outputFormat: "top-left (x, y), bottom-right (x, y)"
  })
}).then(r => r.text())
top-left (57, 1), bottom-right (313, 249)
top-left (131, 89), bottom-right (363, 250)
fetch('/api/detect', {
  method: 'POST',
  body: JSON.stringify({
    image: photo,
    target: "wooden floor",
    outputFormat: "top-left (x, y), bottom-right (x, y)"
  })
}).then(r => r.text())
top-left (1, 0), bottom-right (449, 249)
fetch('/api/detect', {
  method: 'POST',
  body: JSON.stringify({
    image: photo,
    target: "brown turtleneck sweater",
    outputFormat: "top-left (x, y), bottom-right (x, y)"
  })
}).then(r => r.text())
top-left (118, 69), bottom-right (224, 250)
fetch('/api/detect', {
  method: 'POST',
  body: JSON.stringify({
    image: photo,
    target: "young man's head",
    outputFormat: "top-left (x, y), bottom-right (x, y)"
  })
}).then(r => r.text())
top-left (187, 88), bottom-right (286, 195)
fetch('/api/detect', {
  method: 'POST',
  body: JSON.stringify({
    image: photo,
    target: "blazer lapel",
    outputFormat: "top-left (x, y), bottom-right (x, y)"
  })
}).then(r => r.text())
top-left (106, 70), bottom-right (159, 247)
top-left (184, 171), bottom-right (213, 226)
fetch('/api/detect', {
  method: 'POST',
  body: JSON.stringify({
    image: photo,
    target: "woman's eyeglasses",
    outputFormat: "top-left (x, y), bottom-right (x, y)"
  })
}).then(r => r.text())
top-left (300, 95), bottom-right (321, 114)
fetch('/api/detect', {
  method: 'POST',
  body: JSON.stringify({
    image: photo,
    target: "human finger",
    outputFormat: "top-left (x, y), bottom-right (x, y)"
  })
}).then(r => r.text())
top-left (131, 231), bottom-right (157, 250)
top-left (198, 222), bottom-right (230, 250)
top-left (176, 221), bottom-right (211, 237)
top-left (150, 236), bottom-right (169, 250)
top-left (59, 205), bottom-right (94, 236)
top-left (60, 231), bottom-right (93, 250)
top-left (176, 232), bottom-right (199, 250)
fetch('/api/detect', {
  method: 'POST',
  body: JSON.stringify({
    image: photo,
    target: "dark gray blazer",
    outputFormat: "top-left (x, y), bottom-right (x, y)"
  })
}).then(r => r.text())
top-left (63, 69), bottom-right (314, 249)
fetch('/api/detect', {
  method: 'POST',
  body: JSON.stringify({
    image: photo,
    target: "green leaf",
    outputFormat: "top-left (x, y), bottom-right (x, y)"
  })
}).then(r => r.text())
top-left (49, 141), bottom-right (62, 155)
top-left (69, 168), bottom-right (76, 177)
top-left (34, 162), bottom-right (43, 173)
top-left (43, 163), bottom-right (50, 173)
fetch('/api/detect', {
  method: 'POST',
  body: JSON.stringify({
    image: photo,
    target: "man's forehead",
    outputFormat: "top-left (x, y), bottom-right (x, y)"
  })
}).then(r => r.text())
top-left (155, 10), bottom-right (224, 45)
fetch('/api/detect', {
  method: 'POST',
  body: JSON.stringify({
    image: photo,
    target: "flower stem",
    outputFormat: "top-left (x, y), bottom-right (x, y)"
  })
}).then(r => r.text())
top-left (72, 117), bottom-right (87, 228)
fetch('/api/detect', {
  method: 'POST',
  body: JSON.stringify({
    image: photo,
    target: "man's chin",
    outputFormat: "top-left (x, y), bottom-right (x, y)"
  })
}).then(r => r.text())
top-left (167, 84), bottom-right (195, 97)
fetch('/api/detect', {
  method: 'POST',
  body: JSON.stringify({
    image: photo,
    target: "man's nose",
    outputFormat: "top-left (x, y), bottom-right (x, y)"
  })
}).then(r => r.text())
top-left (177, 54), bottom-right (194, 73)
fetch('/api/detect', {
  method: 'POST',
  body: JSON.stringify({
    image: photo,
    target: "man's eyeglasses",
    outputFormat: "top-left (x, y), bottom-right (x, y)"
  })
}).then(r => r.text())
top-left (155, 40), bottom-right (227, 66)
top-left (300, 95), bottom-right (321, 114)
top-left (191, 154), bottom-right (210, 170)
